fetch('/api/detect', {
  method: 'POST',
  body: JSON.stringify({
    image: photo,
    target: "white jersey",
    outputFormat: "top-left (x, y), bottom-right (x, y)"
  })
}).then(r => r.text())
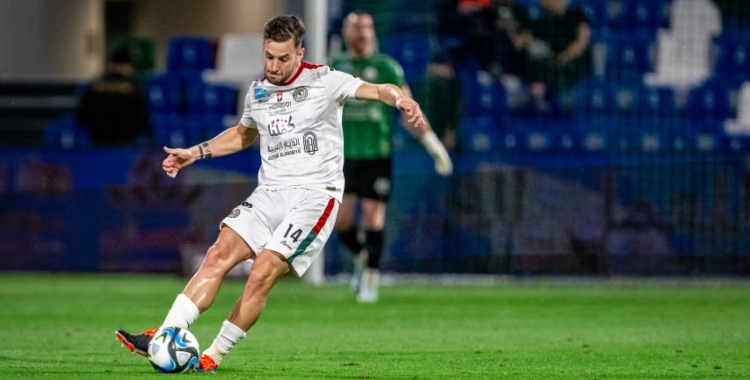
top-left (240, 62), bottom-right (364, 201)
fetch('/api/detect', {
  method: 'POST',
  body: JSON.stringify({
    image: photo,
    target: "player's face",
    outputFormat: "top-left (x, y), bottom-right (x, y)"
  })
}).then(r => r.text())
top-left (263, 39), bottom-right (303, 85)
top-left (343, 14), bottom-right (375, 58)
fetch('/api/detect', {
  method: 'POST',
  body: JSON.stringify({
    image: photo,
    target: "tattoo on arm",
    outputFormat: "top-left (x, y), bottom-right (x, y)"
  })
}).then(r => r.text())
top-left (198, 142), bottom-right (212, 159)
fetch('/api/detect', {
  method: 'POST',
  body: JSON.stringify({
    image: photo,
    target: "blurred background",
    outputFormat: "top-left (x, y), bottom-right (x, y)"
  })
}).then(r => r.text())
top-left (1, 0), bottom-right (749, 278)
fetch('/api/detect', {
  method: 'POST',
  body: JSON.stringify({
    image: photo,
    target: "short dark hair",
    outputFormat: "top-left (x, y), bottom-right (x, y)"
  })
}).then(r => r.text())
top-left (263, 14), bottom-right (305, 48)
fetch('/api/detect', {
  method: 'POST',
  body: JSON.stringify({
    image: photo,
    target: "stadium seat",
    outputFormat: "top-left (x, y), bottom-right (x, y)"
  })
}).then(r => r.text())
top-left (669, 0), bottom-right (722, 39)
top-left (618, 0), bottom-right (671, 33)
top-left (645, 29), bottom-right (712, 87)
top-left (144, 74), bottom-right (183, 116)
top-left (43, 116), bottom-right (91, 149)
top-left (203, 33), bottom-right (264, 87)
top-left (712, 34), bottom-right (750, 84)
top-left (151, 114), bottom-right (204, 148)
top-left (456, 69), bottom-right (509, 123)
top-left (185, 80), bottom-right (238, 118)
top-left (571, 78), bottom-right (617, 119)
top-left (683, 80), bottom-right (735, 125)
top-left (383, 34), bottom-right (435, 83)
top-left (633, 84), bottom-right (677, 122)
top-left (605, 33), bottom-right (654, 81)
top-left (457, 117), bottom-right (502, 153)
top-left (166, 36), bottom-right (214, 75)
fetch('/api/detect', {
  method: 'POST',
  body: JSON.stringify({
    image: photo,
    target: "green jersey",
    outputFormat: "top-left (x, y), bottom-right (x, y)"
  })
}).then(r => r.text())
top-left (329, 52), bottom-right (405, 159)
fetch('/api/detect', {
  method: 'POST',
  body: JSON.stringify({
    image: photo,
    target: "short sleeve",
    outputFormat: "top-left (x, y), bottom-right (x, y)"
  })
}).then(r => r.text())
top-left (240, 86), bottom-right (258, 128)
top-left (325, 69), bottom-right (365, 103)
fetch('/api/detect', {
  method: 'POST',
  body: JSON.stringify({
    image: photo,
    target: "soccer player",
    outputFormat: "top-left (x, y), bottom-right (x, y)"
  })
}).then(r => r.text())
top-left (115, 14), bottom-right (430, 373)
top-left (329, 12), bottom-right (453, 303)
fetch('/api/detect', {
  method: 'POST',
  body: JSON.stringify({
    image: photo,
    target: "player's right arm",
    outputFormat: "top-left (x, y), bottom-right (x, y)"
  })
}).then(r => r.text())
top-left (162, 124), bottom-right (258, 178)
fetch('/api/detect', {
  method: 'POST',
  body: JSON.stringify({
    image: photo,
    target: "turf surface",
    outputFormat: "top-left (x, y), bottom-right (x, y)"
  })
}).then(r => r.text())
top-left (1, 273), bottom-right (749, 379)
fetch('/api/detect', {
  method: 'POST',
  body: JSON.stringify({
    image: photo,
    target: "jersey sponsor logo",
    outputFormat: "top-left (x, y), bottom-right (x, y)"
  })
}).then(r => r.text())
top-left (303, 132), bottom-right (318, 155)
top-left (269, 101), bottom-right (292, 110)
top-left (293, 87), bottom-right (308, 102)
top-left (267, 115), bottom-right (296, 136)
top-left (254, 87), bottom-right (270, 102)
top-left (267, 138), bottom-right (302, 161)
top-left (228, 208), bottom-right (240, 218)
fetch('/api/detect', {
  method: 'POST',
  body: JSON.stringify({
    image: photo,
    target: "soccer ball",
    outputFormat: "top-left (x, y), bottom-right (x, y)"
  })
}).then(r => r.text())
top-left (147, 326), bottom-right (200, 374)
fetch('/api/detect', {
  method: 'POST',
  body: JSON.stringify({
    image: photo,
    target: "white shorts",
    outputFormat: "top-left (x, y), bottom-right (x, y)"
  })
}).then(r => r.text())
top-left (221, 188), bottom-right (339, 277)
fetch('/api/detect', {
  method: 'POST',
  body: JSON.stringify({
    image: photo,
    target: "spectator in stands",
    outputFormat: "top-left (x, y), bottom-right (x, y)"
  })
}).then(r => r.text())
top-left (76, 47), bottom-right (151, 147)
top-left (495, 0), bottom-right (533, 78)
top-left (411, 58), bottom-right (463, 150)
top-left (436, 0), bottom-right (502, 73)
top-left (329, 12), bottom-right (453, 303)
top-left (519, 0), bottom-right (593, 112)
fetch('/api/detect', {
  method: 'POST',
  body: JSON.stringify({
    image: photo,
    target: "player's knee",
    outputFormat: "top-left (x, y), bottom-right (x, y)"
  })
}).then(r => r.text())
top-left (246, 252), bottom-right (287, 291)
top-left (201, 244), bottom-right (238, 274)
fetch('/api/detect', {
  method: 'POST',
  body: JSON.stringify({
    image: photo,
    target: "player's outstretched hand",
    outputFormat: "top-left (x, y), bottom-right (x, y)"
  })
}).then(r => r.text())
top-left (396, 98), bottom-right (427, 130)
top-left (162, 146), bottom-right (197, 178)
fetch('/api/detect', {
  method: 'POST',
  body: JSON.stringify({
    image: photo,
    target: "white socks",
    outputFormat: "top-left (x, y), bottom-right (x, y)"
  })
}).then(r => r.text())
top-left (160, 295), bottom-right (246, 366)
top-left (203, 320), bottom-right (246, 365)
top-left (161, 294), bottom-right (200, 329)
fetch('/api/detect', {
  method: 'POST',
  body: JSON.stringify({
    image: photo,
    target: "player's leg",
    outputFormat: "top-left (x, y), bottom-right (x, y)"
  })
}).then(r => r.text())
top-left (181, 226), bottom-right (256, 312)
top-left (338, 158), bottom-right (365, 256)
top-left (357, 198), bottom-right (386, 303)
top-left (196, 189), bottom-right (339, 372)
top-left (335, 193), bottom-right (364, 254)
top-left (115, 226), bottom-right (255, 357)
top-left (335, 193), bottom-right (368, 292)
top-left (196, 249), bottom-right (290, 372)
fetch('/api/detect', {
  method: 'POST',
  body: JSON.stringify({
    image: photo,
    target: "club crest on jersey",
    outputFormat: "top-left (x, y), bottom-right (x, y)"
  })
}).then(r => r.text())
top-left (293, 87), bottom-right (308, 102)
top-left (254, 87), bottom-right (270, 102)
top-left (276, 91), bottom-right (283, 102)
top-left (303, 132), bottom-right (318, 155)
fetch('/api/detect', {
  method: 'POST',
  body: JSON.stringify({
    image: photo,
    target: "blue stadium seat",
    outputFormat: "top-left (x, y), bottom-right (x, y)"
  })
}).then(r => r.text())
top-left (150, 114), bottom-right (204, 147)
top-left (618, 0), bottom-right (671, 33)
top-left (383, 34), bottom-right (435, 83)
top-left (605, 33), bottom-right (654, 80)
top-left (571, 78), bottom-right (618, 119)
top-left (166, 36), bottom-right (214, 75)
top-left (457, 117), bottom-right (502, 153)
top-left (683, 80), bottom-right (735, 125)
top-left (144, 74), bottom-right (183, 116)
top-left (185, 80), bottom-right (238, 118)
top-left (633, 84), bottom-right (677, 122)
top-left (456, 68), bottom-right (509, 123)
top-left (713, 34), bottom-right (750, 84)
top-left (43, 117), bottom-right (90, 149)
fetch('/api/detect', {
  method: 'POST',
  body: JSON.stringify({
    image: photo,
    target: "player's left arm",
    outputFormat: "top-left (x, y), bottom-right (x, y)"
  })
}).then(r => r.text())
top-left (354, 82), bottom-right (453, 176)
top-left (355, 82), bottom-right (425, 129)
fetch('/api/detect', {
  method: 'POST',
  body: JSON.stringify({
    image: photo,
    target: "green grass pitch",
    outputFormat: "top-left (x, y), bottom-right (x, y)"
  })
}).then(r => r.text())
top-left (1, 273), bottom-right (749, 379)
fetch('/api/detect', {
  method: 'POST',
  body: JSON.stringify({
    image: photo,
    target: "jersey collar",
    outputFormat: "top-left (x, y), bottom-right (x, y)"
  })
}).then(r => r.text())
top-left (266, 61), bottom-right (321, 87)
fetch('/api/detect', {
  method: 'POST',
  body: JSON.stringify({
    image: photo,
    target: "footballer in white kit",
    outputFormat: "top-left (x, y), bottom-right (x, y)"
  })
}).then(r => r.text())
top-left (221, 62), bottom-right (364, 276)
top-left (117, 15), bottom-right (429, 374)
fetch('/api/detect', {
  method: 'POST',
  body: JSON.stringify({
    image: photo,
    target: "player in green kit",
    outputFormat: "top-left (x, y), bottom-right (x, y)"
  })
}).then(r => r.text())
top-left (329, 12), bottom-right (453, 303)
